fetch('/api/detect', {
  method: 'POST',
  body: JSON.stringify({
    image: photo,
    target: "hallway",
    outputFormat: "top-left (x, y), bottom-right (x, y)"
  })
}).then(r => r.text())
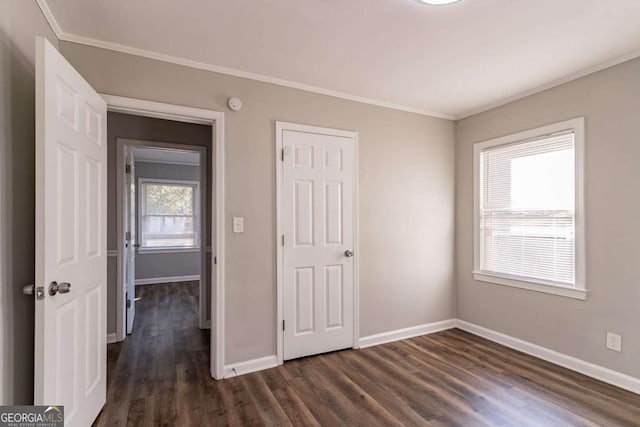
top-left (94, 282), bottom-right (209, 426)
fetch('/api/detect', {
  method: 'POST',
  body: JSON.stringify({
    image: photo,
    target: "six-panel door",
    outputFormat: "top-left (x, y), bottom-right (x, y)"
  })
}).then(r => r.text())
top-left (283, 129), bottom-right (355, 360)
top-left (35, 37), bottom-right (107, 427)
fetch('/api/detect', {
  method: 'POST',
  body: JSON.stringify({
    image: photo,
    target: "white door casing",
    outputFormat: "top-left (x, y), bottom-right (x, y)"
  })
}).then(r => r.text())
top-left (104, 97), bottom-right (225, 379)
top-left (125, 147), bottom-right (136, 334)
top-left (35, 37), bottom-right (107, 426)
top-left (280, 123), bottom-right (357, 361)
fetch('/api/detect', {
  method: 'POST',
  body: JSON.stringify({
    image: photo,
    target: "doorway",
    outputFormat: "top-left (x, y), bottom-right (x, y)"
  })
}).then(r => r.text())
top-left (116, 142), bottom-right (208, 337)
top-left (103, 96), bottom-right (226, 380)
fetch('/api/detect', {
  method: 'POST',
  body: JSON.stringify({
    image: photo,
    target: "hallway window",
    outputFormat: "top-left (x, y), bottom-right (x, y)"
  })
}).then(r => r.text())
top-left (139, 179), bottom-right (199, 249)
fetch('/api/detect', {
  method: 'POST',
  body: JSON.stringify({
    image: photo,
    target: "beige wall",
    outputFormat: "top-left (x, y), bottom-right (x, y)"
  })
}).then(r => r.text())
top-left (455, 57), bottom-right (640, 378)
top-left (58, 42), bottom-right (457, 364)
top-left (0, 0), bottom-right (58, 404)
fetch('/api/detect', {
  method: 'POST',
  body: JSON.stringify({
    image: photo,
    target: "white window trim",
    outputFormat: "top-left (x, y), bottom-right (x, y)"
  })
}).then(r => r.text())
top-left (472, 117), bottom-right (586, 300)
top-left (137, 247), bottom-right (201, 255)
top-left (138, 177), bottom-right (201, 252)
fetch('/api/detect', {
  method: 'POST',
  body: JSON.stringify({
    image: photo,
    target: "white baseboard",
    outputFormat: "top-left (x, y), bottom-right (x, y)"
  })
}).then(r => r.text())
top-left (223, 355), bottom-right (278, 379)
top-left (456, 320), bottom-right (640, 395)
top-left (211, 318), bottom-right (640, 396)
top-left (106, 333), bottom-right (119, 344)
top-left (358, 319), bottom-right (456, 349)
top-left (135, 275), bottom-right (200, 286)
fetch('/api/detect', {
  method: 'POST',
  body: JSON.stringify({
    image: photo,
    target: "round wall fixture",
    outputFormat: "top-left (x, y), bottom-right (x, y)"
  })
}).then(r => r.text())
top-left (228, 97), bottom-right (242, 111)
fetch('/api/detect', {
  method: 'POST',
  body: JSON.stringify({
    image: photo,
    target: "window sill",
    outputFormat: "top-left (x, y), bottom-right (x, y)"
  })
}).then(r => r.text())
top-left (138, 247), bottom-right (201, 255)
top-left (472, 271), bottom-right (587, 300)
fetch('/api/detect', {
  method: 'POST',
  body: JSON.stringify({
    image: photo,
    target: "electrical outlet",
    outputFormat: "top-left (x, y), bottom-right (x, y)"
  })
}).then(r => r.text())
top-left (606, 332), bottom-right (622, 352)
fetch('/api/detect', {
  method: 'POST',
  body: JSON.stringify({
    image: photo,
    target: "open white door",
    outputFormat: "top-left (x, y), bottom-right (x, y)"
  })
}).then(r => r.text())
top-left (35, 37), bottom-right (107, 426)
top-left (124, 147), bottom-right (136, 334)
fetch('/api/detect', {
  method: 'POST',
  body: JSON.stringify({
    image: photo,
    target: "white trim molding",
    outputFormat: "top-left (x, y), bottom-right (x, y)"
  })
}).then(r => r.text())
top-left (223, 356), bottom-right (279, 379)
top-left (102, 95), bottom-right (226, 380)
top-left (211, 319), bottom-right (640, 396)
top-left (106, 333), bottom-right (120, 344)
top-left (456, 320), bottom-right (640, 395)
top-left (358, 319), bottom-right (457, 349)
top-left (135, 158), bottom-right (199, 167)
top-left (472, 272), bottom-right (587, 300)
top-left (35, 0), bottom-right (63, 38)
top-left (135, 275), bottom-right (200, 286)
top-left (137, 248), bottom-right (200, 255)
top-left (102, 95), bottom-right (221, 125)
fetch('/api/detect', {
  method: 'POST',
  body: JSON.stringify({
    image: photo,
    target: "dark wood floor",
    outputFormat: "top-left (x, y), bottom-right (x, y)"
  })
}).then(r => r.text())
top-left (94, 282), bottom-right (640, 426)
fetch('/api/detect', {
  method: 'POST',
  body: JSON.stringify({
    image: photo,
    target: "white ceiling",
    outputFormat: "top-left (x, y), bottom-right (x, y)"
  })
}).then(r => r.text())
top-left (41, 0), bottom-right (640, 119)
top-left (132, 147), bottom-right (200, 166)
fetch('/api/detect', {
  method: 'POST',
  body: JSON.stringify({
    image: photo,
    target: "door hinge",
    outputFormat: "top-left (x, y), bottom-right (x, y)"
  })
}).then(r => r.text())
top-left (214, 256), bottom-right (217, 265)
top-left (125, 231), bottom-right (131, 241)
top-left (281, 235), bottom-right (284, 246)
top-left (283, 320), bottom-right (285, 331)
top-left (126, 299), bottom-right (131, 308)
top-left (281, 149), bottom-right (284, 161)
top-left (125, 164), bottom-right (131, 174)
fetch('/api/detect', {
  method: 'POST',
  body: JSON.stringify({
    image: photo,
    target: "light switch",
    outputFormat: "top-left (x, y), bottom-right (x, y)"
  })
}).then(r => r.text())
top-left (232, 217), bottom-right (244, 233)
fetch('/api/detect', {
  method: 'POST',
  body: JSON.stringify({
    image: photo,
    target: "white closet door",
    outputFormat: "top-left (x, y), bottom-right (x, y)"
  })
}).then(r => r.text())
top-left (282, 128), bottom-right (355, 360)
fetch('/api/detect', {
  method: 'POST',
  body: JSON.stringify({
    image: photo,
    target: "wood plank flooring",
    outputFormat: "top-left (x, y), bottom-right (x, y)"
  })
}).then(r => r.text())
top-left (94, 282), bottom-right (640, 426)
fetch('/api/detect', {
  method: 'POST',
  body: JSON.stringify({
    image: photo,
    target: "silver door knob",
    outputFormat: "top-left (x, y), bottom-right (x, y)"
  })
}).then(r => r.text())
top-left (344, 250), bottom-right (354, 257)
top-left (49, 281), bottom-right (71, 296)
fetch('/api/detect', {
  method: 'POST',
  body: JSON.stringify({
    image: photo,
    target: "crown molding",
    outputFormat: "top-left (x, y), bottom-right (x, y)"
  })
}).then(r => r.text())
top-left (37, 0), bottom-right (640, 122)
top-left (36, 0), bottom-right (454, 120)
top-left (36, 0), bottom-right (63, 39)
top-left (60, 32), bottom-right (455, 119)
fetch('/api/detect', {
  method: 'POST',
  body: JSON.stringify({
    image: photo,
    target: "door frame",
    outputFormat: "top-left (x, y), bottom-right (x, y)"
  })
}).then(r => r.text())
top-left (103, 95), bottom-right (226, 379)
top-left (116, 139), bottom-right (207, 333)
top-left (275, 121), bottom-right (360, 366)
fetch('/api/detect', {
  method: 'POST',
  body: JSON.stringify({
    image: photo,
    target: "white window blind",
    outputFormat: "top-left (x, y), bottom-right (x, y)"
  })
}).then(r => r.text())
top-left (140, 181), bottom-right (199, 249)
top-left (479, 131), bottom-right (575, 286)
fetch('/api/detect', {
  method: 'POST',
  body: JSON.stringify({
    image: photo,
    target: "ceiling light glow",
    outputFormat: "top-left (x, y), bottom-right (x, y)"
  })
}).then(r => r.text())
top-left (418, 0), bottom-right (461, 5)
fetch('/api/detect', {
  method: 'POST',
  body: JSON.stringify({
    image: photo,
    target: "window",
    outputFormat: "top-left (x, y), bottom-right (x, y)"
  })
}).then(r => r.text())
top-left (473, 118), bottom-right (586, 299)
top-left (139, 179), bottom-right (199, 251)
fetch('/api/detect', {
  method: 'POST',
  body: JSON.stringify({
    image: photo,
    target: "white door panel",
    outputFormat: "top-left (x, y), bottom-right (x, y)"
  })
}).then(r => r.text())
top-left (35, 37), bottom-right (106, 426)
top-left (283, 129), bottom-right (355, 360)
top-left (124, 147), bottom-right (136, 334)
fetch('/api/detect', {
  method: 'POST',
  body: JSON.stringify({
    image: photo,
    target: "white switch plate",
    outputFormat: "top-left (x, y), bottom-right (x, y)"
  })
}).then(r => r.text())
top-left (232, 217), bottom-right (244, 233)
top-left (606, 332), bottom-right (622, 352)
